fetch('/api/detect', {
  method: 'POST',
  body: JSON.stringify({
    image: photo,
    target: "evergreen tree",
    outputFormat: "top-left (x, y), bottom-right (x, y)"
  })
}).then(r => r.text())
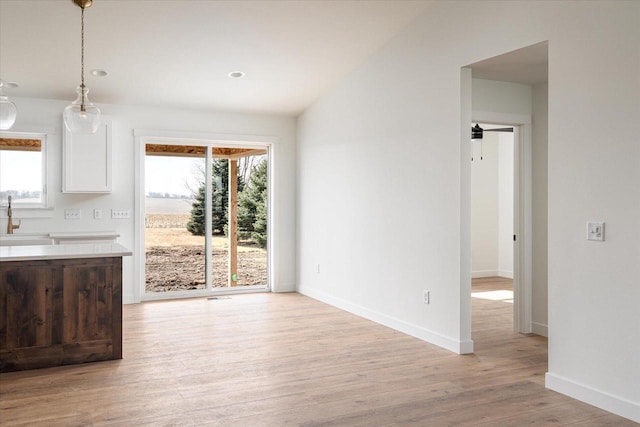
top-left (186, 185), bottom-right (206, 235)
top-left (237, 159), bottom-right (268, 247)
top-left (186, 159), bottom-right (244, 236)
top-left (252, 188), bottom-right (268, 248)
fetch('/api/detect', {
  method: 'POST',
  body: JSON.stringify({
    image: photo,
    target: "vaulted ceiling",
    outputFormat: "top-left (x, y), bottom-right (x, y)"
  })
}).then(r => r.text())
top-left (0, 0), bottom-right (433, 116)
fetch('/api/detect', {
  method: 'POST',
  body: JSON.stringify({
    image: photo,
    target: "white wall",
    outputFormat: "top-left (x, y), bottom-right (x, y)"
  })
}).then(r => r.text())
top-left (472, 79), bottom-right (531, 284)
top-left (544, 3), bottom-right (640, 417)
top-left (473, 79), bottom-right (533, 116)
top-left (472, 79), bottom-right (544, 330)
top-left (532, 82), bottom-right (548, 336)
top-left (297, 0), bottom-right (639, 422)
top-left (470, 130), bottom-right (514, 279)
top-left (471, 132), bottom-right (499, 277)
top-left (3, 97), bottom-right (297, 303)
top-left (497, 132), bottom-right (514, 279)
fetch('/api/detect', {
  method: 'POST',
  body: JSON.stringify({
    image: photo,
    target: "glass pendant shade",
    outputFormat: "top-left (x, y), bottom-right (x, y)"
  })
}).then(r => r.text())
top-left (63, 85), bottom-right (101, 134)
top-left (0, 94), bottom-right (17, 130)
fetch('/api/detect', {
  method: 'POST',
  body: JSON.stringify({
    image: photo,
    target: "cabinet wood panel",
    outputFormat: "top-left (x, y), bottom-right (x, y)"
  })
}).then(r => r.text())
top-left (63, 263), bottom-right (113, 342)
top-left (0, 257), bottom-right (122, 372)
top-left (0, 266), bottom-right (61, 350)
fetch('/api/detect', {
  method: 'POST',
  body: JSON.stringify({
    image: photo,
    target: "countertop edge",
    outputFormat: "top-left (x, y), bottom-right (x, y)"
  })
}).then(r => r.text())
top-left (48, 230), bottom-right (120, 239)
top-left (0, 243), bottom-right (133, 262)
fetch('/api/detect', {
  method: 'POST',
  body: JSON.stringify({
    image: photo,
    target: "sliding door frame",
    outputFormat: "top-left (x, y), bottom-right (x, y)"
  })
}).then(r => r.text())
top-left (133, 129), bottom-right (275, 303)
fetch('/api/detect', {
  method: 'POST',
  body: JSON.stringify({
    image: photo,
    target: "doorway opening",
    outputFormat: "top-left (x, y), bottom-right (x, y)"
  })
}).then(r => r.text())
top-left (471, 123), bottom-right (516, 337)
top-left (138, 139), bottom-right (270, 301)
top-left (460, 42), bottom-right (548, 354)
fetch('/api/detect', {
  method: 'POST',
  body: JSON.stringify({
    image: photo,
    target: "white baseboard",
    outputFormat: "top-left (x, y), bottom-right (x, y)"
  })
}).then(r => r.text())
top-left (297, 285), bottom-right (473, 355)
top-left (531, 321), bottom-right (548, 337)
top-left (123, 292), bottom-right (136, 304)
top-left (472, 270), bottom-right (499, 278)
top-left (546, 372), bottom-right (640, 423)
top-left (471, 269), bottom-right (514, 279)
top-left (273, 281), bottom-right (296, 293)
top-left (498, 269), bottom-right (513, 279)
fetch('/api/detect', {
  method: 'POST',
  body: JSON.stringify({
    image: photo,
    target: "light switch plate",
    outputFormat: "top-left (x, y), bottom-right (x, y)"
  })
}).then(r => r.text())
top-left (587, 221), bottom-right (605, 241)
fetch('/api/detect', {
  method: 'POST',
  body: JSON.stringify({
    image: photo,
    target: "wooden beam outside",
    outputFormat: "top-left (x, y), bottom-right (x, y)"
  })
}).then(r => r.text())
top-left (0, 138), bottom-right (42, 152)
top-left (145, 144), bottom-right (206, 158)
top-left (228, 159), bottom-right (238, 287)
top-left (146, 144), bottom-right (265, 159)
top-left (212, 148), bottom-right (268, 160)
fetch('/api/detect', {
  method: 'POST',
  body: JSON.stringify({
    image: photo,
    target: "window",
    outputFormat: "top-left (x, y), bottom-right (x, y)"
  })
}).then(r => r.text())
top-left (0, 132), bottom-right (48, 208)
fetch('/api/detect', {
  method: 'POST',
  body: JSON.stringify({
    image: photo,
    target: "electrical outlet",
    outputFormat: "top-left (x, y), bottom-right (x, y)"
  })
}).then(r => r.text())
top-left (94, 209), bottom-right (103, 220)
top-left (64, 208), bottom-right (82, 220)
top-left (423, 290), bottom-right (430, 305)
top-left (111, 209), bottom-right (130, 219)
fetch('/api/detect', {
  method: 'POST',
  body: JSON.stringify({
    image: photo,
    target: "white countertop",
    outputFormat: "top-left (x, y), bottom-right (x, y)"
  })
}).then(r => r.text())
top-left (48, 231), bottom-right (120, 239)
top-left (0, 243), bottom-right (132, 262)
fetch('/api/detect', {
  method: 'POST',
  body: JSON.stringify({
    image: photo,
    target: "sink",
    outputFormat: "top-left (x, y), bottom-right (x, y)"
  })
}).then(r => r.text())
top-left (0, 234), bottom-right (54, 246)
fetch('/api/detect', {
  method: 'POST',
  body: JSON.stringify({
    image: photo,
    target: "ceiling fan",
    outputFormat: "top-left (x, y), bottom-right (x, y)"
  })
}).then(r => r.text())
top-left (471, 124), bottom-right (513, 161)
top-left (471, 123), bottom-right (513, 140)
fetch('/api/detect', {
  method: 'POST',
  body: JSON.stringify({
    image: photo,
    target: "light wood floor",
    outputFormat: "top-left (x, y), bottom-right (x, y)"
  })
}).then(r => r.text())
top-left (1, 279), bottom-right (636, 426)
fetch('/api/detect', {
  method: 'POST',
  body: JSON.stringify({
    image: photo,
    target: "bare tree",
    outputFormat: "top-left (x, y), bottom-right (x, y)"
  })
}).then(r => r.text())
top-left (238, 154), bottom-right (267, 187)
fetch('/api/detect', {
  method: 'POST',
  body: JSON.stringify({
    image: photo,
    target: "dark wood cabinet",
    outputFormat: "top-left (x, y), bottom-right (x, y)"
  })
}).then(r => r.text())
top-left (0, 257), bottom-right (122, 372)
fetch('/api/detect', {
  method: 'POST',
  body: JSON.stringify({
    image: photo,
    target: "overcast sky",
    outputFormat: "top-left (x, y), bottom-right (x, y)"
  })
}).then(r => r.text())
top-left (145, 156), bottom-right (203, 197)
top-left (0, 151), bottom-right (41, 194)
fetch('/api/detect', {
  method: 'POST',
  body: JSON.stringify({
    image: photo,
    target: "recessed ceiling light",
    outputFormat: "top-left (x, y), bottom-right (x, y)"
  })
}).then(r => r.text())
top-left (228, 71), bottom-right (245, 79)
top-left (91, 69), bottom-right (108, 77)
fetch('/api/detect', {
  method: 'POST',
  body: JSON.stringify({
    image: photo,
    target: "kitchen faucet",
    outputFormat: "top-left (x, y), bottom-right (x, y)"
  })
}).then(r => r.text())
top-left (6, 195), bottom-right (20, 234)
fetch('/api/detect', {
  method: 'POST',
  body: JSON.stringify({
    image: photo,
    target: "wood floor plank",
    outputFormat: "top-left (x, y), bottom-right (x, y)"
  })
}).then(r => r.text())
top-left (0, 279), bottom-right (636, 426)
top-left (219, 381), bottom-right (546, 427)
top-left (566, 414), bottom-right (640, 426)
top-left (471, 401), bottom-right (613, 426)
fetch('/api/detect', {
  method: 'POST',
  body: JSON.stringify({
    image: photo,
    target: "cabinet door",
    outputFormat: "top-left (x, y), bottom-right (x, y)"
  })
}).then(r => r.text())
top-left (62, 258), bottom-right (122, 361)
top-left (0, 265), bottom-right (64, 371)
top-left (62, 118), bottom-right (112, 193)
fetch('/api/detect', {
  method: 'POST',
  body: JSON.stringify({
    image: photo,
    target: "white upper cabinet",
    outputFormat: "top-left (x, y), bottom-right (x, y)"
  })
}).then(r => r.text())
top-left (63, 118), bottom-right (112, 193)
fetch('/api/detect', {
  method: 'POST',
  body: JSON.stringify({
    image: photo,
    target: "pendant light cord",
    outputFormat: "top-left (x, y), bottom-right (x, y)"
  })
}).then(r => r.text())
top-left (80, 5), bottom-right (86, 111)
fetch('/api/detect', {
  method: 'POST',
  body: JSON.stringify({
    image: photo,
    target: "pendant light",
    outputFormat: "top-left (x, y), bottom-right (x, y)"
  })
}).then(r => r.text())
top-left (0, 80), bottom-right (18, 130)
top-left (63, 0), bottom-right (101, 134)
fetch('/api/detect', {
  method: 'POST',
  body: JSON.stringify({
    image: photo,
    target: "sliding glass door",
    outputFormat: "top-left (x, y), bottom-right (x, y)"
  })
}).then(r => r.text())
top-left (143, 142), bottom-right (268, 298)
